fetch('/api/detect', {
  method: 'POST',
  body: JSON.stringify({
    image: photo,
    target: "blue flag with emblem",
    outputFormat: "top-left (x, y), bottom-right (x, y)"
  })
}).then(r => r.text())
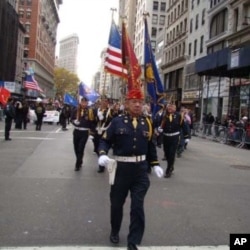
top-left (78, 82), bottom-right (100, 103)
top-left (63, 93), bottom-right (78, 107)
top-left (144, 18), bottom-right (165, 116)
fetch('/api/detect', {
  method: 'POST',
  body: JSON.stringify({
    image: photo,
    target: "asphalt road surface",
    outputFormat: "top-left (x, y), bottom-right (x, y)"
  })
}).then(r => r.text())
top-left (0, 121), bottom-right (249, 250)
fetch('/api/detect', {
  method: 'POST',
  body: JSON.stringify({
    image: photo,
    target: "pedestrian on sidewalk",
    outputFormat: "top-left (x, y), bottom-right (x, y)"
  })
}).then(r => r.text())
top-left (3, 97), bottom-right (15, 141)
top-left (98, 88), bottom-right (163, 250)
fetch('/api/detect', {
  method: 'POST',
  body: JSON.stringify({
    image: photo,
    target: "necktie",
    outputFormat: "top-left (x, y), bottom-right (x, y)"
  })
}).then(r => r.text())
top-left (169, 114), bottom-right (172, 122)
top-left (132, 117), bottom-right (138, 129)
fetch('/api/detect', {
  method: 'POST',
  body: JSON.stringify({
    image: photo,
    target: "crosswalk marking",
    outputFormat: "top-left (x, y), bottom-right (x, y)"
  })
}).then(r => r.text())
top-left (0, 246), bottom-right (229, 250)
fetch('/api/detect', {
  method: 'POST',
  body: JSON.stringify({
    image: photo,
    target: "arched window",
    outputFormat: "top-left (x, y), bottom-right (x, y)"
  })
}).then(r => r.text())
top-left (210, 9), bottom-right (228, 38)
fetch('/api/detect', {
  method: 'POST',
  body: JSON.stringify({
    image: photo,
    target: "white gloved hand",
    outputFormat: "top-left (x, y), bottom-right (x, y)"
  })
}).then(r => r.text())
top-left (74, 120), bottom-right (80, 125)
top-left (158, 127), bottom-right (163, 133)
top-left (98, 155), bottom-right (110, 167)
top-left (185, 139), bottom-right (190, 143)
top-left (153, 165), bottom-right (164, 178)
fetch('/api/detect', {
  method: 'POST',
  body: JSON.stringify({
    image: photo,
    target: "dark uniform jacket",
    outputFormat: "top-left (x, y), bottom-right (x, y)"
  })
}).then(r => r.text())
top-left (160, 111), bottom-right (189, 138)
top-left (71, 107), bottom-right (95, 130)
top-left (99, 114), bottom-right (159, 167)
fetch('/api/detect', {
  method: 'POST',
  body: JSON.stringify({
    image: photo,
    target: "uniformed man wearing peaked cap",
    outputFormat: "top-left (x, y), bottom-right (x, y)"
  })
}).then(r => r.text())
top-left (98, 88), bottom-right (163, 250)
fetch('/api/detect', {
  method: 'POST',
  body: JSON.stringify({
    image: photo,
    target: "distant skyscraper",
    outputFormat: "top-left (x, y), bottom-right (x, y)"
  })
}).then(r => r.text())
top-left (58, 33), bottom-right (79, 74)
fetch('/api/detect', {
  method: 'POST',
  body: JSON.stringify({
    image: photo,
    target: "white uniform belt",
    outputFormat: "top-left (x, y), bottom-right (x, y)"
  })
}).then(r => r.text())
top-left (115, 155), bottom-right (146, 162)
top-left (163, 132), bottom-right (180, 136)
top-left (74, 127), bottom-right (89, 131)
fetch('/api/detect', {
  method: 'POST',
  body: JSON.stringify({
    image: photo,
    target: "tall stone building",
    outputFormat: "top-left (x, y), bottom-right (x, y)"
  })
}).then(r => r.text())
top-left (0, 0), bottom-right (19, 82)
top-left (58, 33), bottom-right (79, 75)
top-left (17, 0), bottom-right (62, 98)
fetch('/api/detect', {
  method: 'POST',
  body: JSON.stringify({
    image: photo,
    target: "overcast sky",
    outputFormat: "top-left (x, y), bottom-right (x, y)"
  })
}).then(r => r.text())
top-left (56, 0), bottom-right (119, 85)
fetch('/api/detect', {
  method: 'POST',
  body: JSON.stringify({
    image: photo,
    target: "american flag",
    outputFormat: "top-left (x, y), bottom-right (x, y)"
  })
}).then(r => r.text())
top-left (24, 74), bottom-right (43, 92)
top-left (104, 20), bottom-right (127, 77)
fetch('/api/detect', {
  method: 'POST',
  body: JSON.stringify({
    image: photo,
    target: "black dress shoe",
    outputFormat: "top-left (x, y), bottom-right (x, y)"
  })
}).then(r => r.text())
top-left (164, 172), bottom-right (171, 178)
top-left (5, 138), bottom-right (12, 141)
top-left (127, 243), bottom-right (138, 250)
top-left (97, 166), bottom-right (105, 173)
top-left (110, 232), bottom-right (119, 244)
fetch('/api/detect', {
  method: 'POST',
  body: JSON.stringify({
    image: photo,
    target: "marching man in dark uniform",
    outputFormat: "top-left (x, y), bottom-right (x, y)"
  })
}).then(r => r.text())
top-left (93, 95), bottom-right (113, 173)
top-left (71, 97), bottom-right (95, 171)
top-left (98, 89), bottom-right (163, 250)
top-left (158, 103), bottom-right (188, 178)
top-left (3, 97), bottom-right (15, 141)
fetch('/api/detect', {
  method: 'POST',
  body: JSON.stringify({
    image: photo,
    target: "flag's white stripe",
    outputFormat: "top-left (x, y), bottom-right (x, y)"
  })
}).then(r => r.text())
top-left (104, 62), bottom-right (127, 73)
top-left (107, 44), bottom-right (121, 54)
top-left (106, 54), bottom-right (122, 63)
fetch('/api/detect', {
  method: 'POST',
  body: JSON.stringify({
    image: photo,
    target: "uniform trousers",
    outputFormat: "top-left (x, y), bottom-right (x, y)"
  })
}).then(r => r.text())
top-left (73, 129), bottom-right (89, 167)
top-left (5, 117), bottom-right (13, 140)
top-left (163, 134), bottom-right (180, 173)
top-left (110, 161), bottom-right (150, 245)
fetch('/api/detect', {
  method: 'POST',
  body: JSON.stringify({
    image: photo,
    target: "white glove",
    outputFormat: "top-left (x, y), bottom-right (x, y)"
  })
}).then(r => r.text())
top-left (98, 155), bottom-right (110, 167)
top-left (185, 139), bottom-right (190, 143)
top-left (153, 165), bottom-right (164, 178)
top-left (158, 127), bottom-right (163, 133)
top-left (98, 111), bottom-right (104, 120)
top-left (73, 120), bottom-right (80, 125)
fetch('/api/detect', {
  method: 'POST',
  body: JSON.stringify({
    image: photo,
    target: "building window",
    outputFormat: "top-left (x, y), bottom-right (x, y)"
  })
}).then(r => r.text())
top-left (26, 0), bottom-right (32, 6)
top-left (26, 11), bottom-right (31, 19)
top-left (190, 19), bottom-right (193, 33)
top-left (152, 14), bottom-right (158, 24)
top-left (20, 0), bottom-right (25, 5)
top-left (24, 37), bottom-right (29, 45)
top-left (159, 15), bottom-right (165, 25)
top-left (25, 24), bottom-right (31, 33)
top-left (202, 9), bottom-right (205, 25)
top-left (153, 1), bottom-right (159, 11)
top-left (188, 43), bottom-right (192, 56)
top-left (194, 39), bottom-right (197, 57)
top-left (210, 9), bottom-right (228, 38)
top-left (151, 27), bottom-right (157, 37)
top-left (19, 10), bottom-right (24, 18)
top-left (200, 35), bottom-right (204, 53)
top-left (195, 14), bottom-right (199, 30)
top-left (160, 2), bottom-right (166, 12)
top-left (191, 0), bottom-right (194, 10)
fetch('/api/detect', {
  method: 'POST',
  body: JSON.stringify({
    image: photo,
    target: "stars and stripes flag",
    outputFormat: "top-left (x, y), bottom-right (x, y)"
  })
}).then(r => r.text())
top-left (104, 20), bottom-right (127, 78)
top-left (144, 17), bottom-right (164, 116)
top-left (24, 74), bottom-right (43, 92)
top-left (121, 21), bottom-right (142, 91)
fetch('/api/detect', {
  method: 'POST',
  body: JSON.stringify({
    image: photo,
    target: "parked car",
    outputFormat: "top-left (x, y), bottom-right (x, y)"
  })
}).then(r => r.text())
top-left (29, 109), bottom-right (60, 125)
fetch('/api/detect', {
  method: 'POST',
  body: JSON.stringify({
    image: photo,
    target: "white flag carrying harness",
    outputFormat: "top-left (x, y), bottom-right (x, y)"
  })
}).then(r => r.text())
top-left (107, 159), bottom-right (117, 185)
top-left (96, 108), bottom-right (111, 135)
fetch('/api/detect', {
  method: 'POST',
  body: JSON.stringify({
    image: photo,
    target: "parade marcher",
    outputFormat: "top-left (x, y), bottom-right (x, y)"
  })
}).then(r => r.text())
top-left (98, 88), bottom-right (163, 250)
top-left (35, 99), bottom-right (45, 131)
top-left (14, 100), bottom-right (23, 129)
top-left (71, 97), bottom-right (95, 171)
top-left (3, 97), bottom-right (15, 141)
top-left (21, 99), bottom-right (29, 130)
top-left (59, 103), bottom-right (70, 131)
top-left (158, 103), bottom-right (188, 178)
top-left (93, 95), bottom-right (113, 173)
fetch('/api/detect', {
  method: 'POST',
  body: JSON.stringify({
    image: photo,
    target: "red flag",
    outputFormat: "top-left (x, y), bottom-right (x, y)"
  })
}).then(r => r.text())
top-left (0, 87), bottom-right (11, 106)
top-left (122, 21), bottom-right (141, 91)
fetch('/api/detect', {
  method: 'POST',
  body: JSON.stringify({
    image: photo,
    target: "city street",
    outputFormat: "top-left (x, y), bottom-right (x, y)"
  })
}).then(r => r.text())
top-left (0, 121), bottom-right (249, 250)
